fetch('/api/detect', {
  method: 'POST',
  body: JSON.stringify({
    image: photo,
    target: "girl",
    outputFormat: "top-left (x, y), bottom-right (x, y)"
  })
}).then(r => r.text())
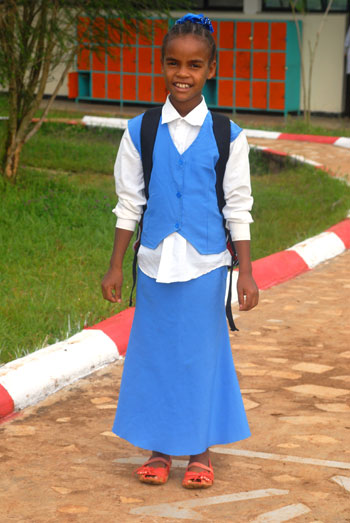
top-left (102, 13), bottom-right (259, 489)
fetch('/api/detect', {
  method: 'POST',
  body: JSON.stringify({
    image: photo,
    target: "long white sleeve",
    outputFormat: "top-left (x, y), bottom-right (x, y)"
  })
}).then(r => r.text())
top-left (112, 128), bottom-right (146, 231)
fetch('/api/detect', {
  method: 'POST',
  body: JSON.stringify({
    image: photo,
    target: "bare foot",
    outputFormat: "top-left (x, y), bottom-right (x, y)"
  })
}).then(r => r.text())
top-left (187, 449), bottom-right (210, 473)
top-left (144, 450), bottom-right (171, 468)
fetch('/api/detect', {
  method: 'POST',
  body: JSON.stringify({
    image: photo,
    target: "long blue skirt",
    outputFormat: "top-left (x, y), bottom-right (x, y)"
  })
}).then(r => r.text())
top-left (112, 266), bottom-right (250, 455)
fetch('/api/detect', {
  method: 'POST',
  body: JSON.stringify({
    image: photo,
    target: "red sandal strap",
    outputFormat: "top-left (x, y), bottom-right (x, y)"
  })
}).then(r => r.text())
top-left (186, 460), bottom-right (213, 474)
top-left (141, 456), bottom-right (171, 468)
top-left (134, 456), bottom-right (171, 476)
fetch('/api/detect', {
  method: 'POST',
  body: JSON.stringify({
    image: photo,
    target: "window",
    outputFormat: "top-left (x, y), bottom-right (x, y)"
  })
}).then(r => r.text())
top-left (192, 0), bottom-right (243, 9)
top-left (263, 0), bottom-right (349, 11)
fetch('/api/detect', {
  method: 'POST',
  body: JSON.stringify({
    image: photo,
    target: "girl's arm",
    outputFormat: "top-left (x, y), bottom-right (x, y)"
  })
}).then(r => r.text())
top-left (234, 240), bottom-right (259, 311)
top-left (101, 227), bottom-right (134, 303)
top-left (102, 125), bottom-right (145, 303)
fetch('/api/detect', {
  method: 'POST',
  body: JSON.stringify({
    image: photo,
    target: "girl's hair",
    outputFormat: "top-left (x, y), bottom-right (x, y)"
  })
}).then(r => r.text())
top-left (161, 21), bottom-right (216, 64)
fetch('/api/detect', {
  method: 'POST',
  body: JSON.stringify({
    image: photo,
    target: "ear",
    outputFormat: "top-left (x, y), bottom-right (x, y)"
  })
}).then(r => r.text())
top-left (207, 60), bottom-right (216, 80)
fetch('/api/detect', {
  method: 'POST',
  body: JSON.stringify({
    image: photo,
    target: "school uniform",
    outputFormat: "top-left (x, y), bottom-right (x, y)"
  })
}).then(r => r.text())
top-left (112, 96), bottom-right (253, 455)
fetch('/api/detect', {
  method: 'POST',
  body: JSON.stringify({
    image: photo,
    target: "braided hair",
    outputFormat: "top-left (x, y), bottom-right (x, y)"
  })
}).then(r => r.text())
top-left (161, 20), bottom-right (216, 64)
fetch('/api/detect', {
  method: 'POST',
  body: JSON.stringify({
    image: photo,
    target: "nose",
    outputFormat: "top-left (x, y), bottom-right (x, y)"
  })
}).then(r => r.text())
top-left (177, 65), bottom-right (189, 78)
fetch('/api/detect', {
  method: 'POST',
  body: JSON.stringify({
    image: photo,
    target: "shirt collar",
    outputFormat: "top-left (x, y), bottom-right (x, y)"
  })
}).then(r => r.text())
top-left (161, 95), bottom-right (208, 127)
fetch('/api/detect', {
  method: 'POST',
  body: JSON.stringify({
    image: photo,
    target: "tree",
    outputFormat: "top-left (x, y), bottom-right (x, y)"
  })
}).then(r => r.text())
top-left (0, 1), bottom-right (186, 182)
top-left (290, 0), bottom-right (334, 125)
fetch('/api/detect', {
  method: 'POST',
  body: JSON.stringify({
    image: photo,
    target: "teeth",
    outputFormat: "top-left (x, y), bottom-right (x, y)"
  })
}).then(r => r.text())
top-left (175, 83), bottom-right (190, 88)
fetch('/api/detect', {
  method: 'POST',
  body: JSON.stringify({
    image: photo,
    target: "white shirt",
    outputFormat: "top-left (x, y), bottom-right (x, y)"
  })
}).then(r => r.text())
top-left (113, 96), bottom-right (253, 283)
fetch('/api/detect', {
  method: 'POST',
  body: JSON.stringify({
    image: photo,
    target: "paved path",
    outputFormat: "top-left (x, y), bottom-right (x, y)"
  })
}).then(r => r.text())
top-left (1, 249), bottom-right (349, 522)
top-left (248, 138), bottom-right (350, 182)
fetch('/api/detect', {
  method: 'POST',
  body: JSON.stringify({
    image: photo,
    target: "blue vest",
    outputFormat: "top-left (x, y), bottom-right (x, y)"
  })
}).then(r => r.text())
top-left (128, 111), bottom-right (242, 255)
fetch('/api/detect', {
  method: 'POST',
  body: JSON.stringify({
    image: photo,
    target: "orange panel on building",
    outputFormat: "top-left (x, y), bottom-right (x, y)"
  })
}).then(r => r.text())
top-left (92, 47), bottom-right (105, 71)
top-left (107, 20), bottom-right (121, 45)
top-left (269, 82), bottom-right (285, 109)
top-left (107, 47), bottom-right (120, 72)
top-left (139, 20), bottom-right (153, 46)
top-left (270, 53), bottom-right (285, 80)
top-left (92, 17), bottom-right (105, 40)
top-left (219, 21), bottom-right (234, 49)
top-left (253, 22), bottom-right (268, 50)
top-left (92, 73), bottom-right (105, 98)
top-left (219, 51), bottom-right (233, 77)
top-left (153, 76), bottom-right (167, 103)
top-left (107, 74), bottom-right (121, 100)
top-left (123, 47), bottom-right (136, 73)
top-left (236, 51), bottom-right (250, 79)
top-left (138, 47), bottom-right (152, 73)
top-left (77, 17), bottom-right (90, 43)
top-left (123, 75), bottom-right (137, 100)
top-left (252, 81), bottom-right (267, 109)
top-left (218, 80), bottom-right (233, 107)
top-left (253, 52), bottom-right (267, 79)
top-left (153, 48), bottom-right (162, 74)
top-left (211, 20), bottom-right (218, 43)
top-left (77, 47), bottom-right (90, 70)
top-left (138, 76), bottom-right (152, 101)
top-left (236, 22), bottom-right (251, 49)
top-left (123, 20), bottom-right (137, 45)
top-left (271, 23), bottom-right (286, 50)
top-left (68, 72), bottom-right (78, 99)
top-left (235, 80), bottom-right (250, 107)
top-left (154, 19), bottom-right (168, 46)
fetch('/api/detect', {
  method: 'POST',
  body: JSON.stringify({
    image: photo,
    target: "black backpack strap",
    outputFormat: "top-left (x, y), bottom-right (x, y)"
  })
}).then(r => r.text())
top-left (211, 111), bottom-right (239, 332)
top-left (211, 111), bottom-right (231, 214)
top-left (129, 107), bottom-right (162, 307)
top-left (140, 106), bottom-right (162, 199)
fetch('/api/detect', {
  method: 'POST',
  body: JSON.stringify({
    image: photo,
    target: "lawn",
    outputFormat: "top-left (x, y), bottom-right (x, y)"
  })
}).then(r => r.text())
top-left (1, 119), bottom-right (350, 363)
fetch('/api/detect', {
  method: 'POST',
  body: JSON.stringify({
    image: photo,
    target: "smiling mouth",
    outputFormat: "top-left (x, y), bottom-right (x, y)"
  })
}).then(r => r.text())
top-left (174, 82), bottom-right (191, 89)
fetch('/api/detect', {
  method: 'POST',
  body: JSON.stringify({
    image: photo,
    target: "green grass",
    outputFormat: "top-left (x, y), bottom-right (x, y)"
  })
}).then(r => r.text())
top-left (1, 120), bottom-right (350, 364)
top-left (249, 151), bottom-right (350, 259)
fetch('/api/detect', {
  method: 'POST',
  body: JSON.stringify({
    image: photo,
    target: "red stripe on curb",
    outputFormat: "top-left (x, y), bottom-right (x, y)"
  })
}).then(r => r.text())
top-left (252, 250), bottom-right (309, 290)
top-left (0, 384), bottom-right (14, 418)
top-left (263, 148), bottom-right (288, 157)
top-left (327, 218), bottom-right (350, 249)
top-left (85, 307), bottom-right (135, 356)
top-left (278, 133), bottom-right (337, 144)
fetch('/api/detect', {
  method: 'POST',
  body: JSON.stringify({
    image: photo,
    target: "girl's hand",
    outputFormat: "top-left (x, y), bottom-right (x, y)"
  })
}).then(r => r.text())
top-left (101, 267), bottom-right (123, 303)
top-left (237, 273), bottom-right (259, 311)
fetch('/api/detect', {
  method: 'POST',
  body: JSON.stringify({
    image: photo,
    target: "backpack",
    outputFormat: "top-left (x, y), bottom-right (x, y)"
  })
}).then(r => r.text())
top-left (129, 106), bottom-right (239, 332)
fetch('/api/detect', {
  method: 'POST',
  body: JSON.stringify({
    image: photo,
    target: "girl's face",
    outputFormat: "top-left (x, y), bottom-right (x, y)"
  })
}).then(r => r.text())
top-left (162, 33), bottom-right (216, 117)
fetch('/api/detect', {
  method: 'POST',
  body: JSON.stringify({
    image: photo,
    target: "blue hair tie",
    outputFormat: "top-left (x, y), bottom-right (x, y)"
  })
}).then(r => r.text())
top-left (175, 13), bottom-right (214, 34)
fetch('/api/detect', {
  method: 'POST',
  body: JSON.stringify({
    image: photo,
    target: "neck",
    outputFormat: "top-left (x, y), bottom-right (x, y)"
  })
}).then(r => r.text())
top-left (169, 95), bottom-right (202, 117)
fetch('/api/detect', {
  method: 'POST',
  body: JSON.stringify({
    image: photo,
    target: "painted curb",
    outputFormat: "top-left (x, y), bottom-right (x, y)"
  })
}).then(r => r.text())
top-left (81, 115), bottom-right (350, 150)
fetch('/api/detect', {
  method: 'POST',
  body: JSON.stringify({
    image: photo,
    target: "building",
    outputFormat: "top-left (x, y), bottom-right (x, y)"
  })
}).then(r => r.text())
top-left (56, 1), bottom-right (350, 115)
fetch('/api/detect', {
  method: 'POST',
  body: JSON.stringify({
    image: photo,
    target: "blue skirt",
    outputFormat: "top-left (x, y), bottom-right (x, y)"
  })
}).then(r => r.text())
top-left (112, 267), bottom-right (250, 455)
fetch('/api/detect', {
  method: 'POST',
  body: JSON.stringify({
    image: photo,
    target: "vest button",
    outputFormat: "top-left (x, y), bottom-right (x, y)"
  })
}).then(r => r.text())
top-left (179, 159), bottom-right (183, 166)
top-left (176, 192), bottom-right (182, 198)
top-left (175, 222), bottom-right (179, 229)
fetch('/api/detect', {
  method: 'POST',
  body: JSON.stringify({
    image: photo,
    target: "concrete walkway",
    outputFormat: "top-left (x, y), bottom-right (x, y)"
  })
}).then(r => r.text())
top-left (1, 112), bottom-right (349, 522)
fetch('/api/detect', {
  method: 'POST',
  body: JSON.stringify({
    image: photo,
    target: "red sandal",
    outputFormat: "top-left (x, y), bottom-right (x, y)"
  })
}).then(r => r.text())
top-left (182, 459), bottom-right (214, 489)
top-left (134, 456), bottom-right (172, 485)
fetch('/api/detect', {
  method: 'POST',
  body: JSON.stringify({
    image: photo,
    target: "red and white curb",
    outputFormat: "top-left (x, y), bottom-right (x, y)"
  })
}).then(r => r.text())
top-left (82, 115), bottom-right (350, 150)
top-left (244, 128), bottom-right (350, 149)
